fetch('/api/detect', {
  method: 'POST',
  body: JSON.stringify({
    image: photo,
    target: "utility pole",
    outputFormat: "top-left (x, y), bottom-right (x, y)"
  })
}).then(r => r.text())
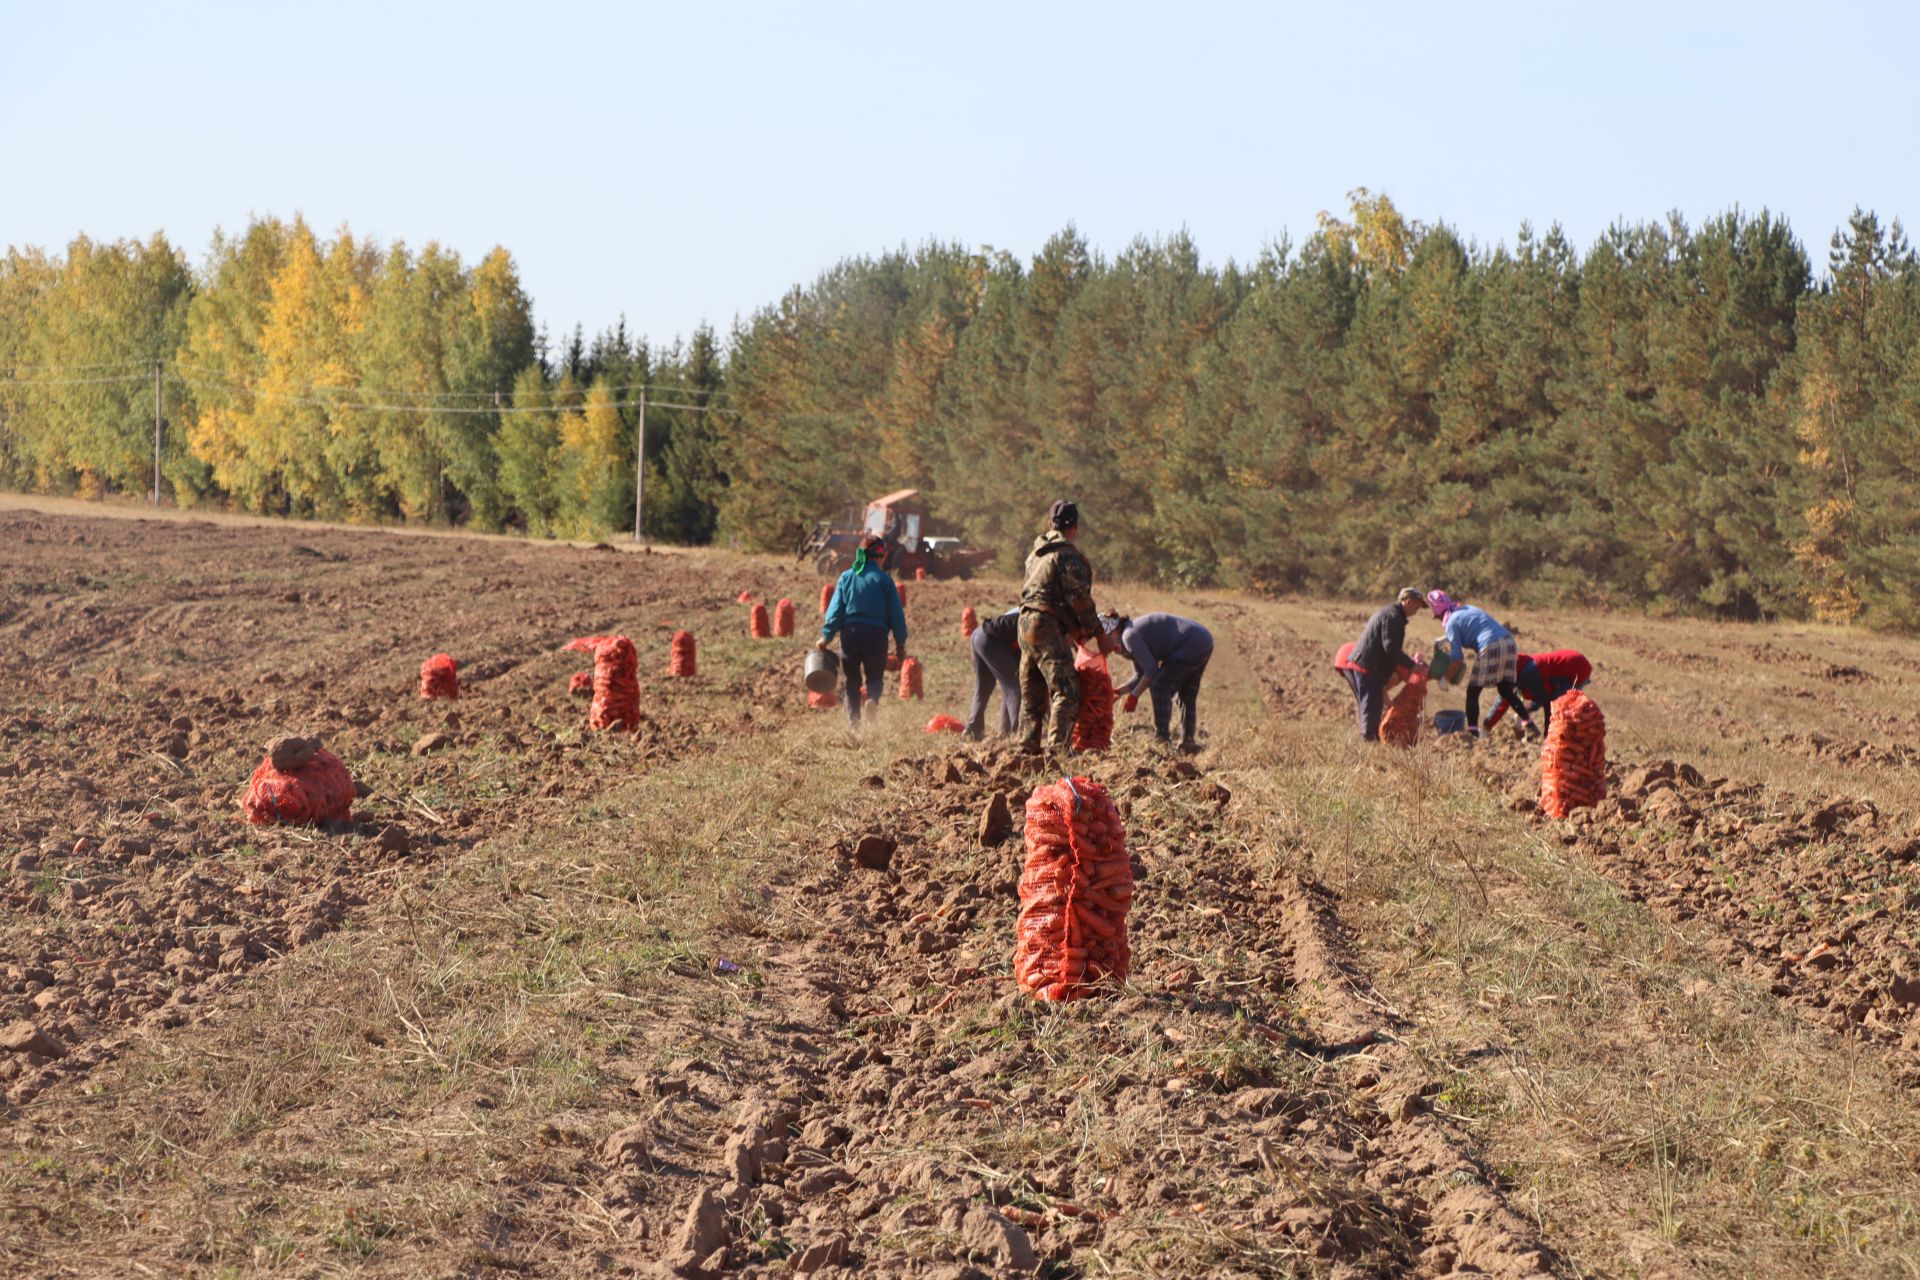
top-left (152, 361), bottom-right (163, 506)
top-left (632, 389), bottom-right (647, 543)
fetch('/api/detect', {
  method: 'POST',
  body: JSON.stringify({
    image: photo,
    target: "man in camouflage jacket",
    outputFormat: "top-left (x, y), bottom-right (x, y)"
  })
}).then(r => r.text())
top-left (1018, 499), bottom-right (1104, 752)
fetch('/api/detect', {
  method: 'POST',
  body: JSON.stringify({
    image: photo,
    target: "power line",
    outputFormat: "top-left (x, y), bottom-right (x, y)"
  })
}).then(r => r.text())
top-left (169, 371), bottom-right (738, 416)
top-left (168, 361), bottom-right (730, 402)
top-left (0, 371), bottom-right (155, 388)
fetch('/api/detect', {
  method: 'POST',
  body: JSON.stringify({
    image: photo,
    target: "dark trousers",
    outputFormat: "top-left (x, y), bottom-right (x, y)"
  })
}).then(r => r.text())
top-left (1148, 653), bottom-right (1209, 745)
top-left (838, 622), bottom-right (888, 726)
top-left (1466, 681), bottom-right (1530, 730)
top-left (1342, 667), bottom-right (1386, 741)
top-left (965, 630), bottom-right (1020, 738)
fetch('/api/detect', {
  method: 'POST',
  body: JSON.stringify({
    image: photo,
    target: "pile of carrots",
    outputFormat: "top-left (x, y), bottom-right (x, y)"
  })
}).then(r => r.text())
top-left (1071, 646), bottom-right (1115, 751)
top-left (1540, 689), bottom-right (1606, 817)
top-left (419, 653), bottom-right (458, 700)
top-left (1015, 777), bottom-right (1132, 1000)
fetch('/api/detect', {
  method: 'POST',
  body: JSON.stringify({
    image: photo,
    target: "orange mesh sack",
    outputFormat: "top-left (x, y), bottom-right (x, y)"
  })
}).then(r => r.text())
top-left (961, 606), bottom-right (978, 638)
top-left (898, 657), bottom-right (924, 700)
top-left (242, 747), bottom-right (355, 826)
top-left (808, 689), bottom-right (840, 709)
top-left (1540, 690), bottom-right (1606, 818)
top-left (749, 603), bottom-right (771, 638)
top-left (419, 653), bottom-right (458, 700)
top-left (926, 714), bottom-right (964, 733)
top-left (566, 635), bottom-right (641, 731)
top-left (773, 598), bottom-right (796, 637)
top-left (819, 582), bottom-right (833, 614)
top-left (1379, 671), bottom-right (1427, 746)
top-left (568, 671), bottom-right (592, 697)
top-left (1015, 777), bottom-right (1132, 1001)
top-left (737, 589), bottom-right (756, 603)
top-left (914, 567), bottom-right (928, 581)
top-left (669, 630), bottom-right (697, 677)
top-left (1071, 647), bottom-right (1115, 752)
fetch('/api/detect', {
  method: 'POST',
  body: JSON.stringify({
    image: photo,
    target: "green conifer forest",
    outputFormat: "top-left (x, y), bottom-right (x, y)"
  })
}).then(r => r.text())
top-left (4, 197), bottom-right (1918, 626)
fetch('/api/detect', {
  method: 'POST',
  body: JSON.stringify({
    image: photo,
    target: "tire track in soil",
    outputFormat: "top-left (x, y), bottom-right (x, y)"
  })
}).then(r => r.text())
top-left (571, 743), bottom-right (1555, 1278)
top-left (0, 512), bottom-right (810, 1109)
top-left (1279, 615), bottom-right (1920, 1097)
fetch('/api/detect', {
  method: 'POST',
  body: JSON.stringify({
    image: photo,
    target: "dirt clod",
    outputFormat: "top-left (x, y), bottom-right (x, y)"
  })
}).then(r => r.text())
top-left (852, 834), bottom-right (897, 872)
top-left (267, 735), bottom-right (319, 772)
top-left (375, 825), bottom-right (412, 855)
top-left (978, 793), bottom-right (1013, 847)
top-left (960, 1206), bottom-right (1037, 1269)
top-left (412, 732), bottom-right (452, 757)
top-left (0, 1021), bottom-right (68, 1059)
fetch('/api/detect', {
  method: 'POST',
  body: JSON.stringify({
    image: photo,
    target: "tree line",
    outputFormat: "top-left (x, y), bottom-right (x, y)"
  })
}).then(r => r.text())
top-left (3, 197), bottom-right (1917, 626)
top-left (0, 217), bottom-right (725, 543)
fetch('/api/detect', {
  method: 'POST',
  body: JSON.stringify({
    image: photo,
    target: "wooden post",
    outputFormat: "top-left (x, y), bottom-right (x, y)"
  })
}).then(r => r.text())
top-left (152, 361), bottom-right (163, 506)
top-left (632, 389), bottom-right (647, 543)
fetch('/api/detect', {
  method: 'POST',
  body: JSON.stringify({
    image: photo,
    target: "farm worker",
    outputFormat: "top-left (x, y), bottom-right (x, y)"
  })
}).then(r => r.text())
top-left (1336, 588), bottom-right (1426, 741)
top-left (1016, 499), bottom-right (1112, 754)
top-left (963, 608), bottom-right (1022, 740)
top-left (1113, 611), bottom-right (1215, 753)
top-left (1485, 649), bottom-right (1593, 733)
top-left (817, 533), bottom-right (908, 729)
top-left (1428, 590), bottom-right (1536, 737)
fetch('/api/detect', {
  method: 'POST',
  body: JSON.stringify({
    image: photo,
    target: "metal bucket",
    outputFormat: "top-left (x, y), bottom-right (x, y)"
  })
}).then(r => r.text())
top-left (804, 647), bottom-right (840, 693)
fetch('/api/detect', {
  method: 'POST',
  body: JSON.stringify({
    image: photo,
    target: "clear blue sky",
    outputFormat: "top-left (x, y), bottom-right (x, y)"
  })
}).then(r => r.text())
top-left (5, 0), bottom-right (1915, 353)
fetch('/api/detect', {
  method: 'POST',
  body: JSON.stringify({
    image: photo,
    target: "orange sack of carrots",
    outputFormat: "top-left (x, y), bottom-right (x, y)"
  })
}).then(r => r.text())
top-left (807, 688), bottom-right (839, 709)
top-left (961, 606), bottom-right (978, 639)
top-left (819, 582), bottom-right (833, 614)
top-left (568, 670), bottom-right (592, 697)
top-left (1539, 689), bottom-right (1606, 818)
top-left (749, 603), bottom-right (771, 638)
top-left (242, 738), bottom-right (355, 826)
top-left (773, 598), bottom-right (795, 637)
top-left (565, 635), bottom-right (641, 732)
top-left (926, 714), bottom-right (964, 733)
top-left (898, 657), bottom-right (924, 700)
top-left (419, 653), bottom-right (458, 700)
top-left (1015, 776), bottom-right (1132, 1001)
top-left (668, 630), bottom-right (697, 677)
top-left (1071, 646), bottom-right (1115, 751)
top-left (1379, 671), bottom-right (1427, 746)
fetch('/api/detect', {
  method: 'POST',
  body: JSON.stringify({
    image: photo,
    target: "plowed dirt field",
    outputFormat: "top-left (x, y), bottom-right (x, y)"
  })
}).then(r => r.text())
top-left (4, 502), bottom-right (1919, 1278)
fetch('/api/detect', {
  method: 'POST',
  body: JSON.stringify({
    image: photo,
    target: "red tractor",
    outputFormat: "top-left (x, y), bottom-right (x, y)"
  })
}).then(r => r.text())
top-left (797, 489), bottom-right (998, 580)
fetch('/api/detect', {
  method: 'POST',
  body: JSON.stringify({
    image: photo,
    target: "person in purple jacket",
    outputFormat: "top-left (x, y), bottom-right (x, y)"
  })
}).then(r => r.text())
top-left (1111, 611), bottom-right (1214, 752)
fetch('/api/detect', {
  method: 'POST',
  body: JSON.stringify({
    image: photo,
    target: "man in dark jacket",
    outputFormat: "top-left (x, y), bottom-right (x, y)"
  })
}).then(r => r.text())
top-left (1017, 500), bottom-right (1105, 753)
top-left (1337, 588), bottom-right (1425, 741)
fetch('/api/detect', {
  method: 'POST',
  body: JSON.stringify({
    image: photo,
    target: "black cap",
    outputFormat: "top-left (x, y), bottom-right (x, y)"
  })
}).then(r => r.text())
top-left (1049, 499), bottom-right (1079, 530)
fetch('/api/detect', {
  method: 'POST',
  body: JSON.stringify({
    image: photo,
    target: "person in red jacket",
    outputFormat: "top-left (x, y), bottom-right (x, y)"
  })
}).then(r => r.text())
top-left (1485, 649), bottom-right (1593, 733)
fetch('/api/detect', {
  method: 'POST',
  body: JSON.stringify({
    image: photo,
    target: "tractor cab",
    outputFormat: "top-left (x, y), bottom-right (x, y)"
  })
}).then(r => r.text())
top-left (864, 489), bottom-right (926, 555)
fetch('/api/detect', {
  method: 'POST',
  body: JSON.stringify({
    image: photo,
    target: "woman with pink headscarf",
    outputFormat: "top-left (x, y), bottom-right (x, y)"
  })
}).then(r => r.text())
top-left (1428, 590), bottom-right (1536, 737)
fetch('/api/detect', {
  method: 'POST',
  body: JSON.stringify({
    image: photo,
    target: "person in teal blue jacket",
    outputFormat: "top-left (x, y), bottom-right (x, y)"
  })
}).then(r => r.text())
top-left (816, 534), bottom-right (909, 728)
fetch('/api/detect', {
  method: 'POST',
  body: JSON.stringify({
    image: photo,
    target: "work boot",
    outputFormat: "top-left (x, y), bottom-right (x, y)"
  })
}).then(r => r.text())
top-left (1176, 738), bottom-right (1201, 755)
